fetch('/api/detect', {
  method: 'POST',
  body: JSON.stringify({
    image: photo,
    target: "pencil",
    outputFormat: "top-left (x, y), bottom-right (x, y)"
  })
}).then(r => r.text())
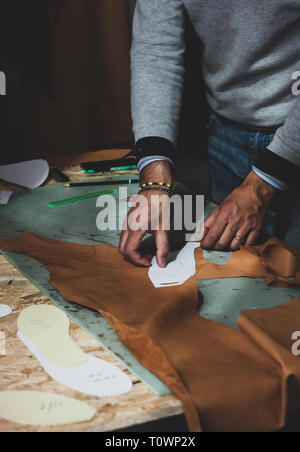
top-left (64, 179), bottom-right (139, 188)
top-left (48, 189), bottom-right (117, 207)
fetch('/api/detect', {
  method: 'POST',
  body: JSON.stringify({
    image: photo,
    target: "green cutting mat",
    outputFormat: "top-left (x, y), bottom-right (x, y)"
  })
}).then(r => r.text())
top-left (0, 178), bottom-right (299, 396)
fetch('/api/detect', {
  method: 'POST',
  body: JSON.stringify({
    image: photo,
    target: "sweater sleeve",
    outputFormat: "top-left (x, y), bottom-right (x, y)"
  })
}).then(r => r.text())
top-left (267, 96), bottom-right (300, 168)
top-left (253, 93), bottom-right (300, 189)
top-left (131, 0), bottom-right (186, 152)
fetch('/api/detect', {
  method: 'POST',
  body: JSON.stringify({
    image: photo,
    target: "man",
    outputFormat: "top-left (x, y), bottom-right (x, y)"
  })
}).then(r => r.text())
top-left (119, 0), bottom-right (300, 268)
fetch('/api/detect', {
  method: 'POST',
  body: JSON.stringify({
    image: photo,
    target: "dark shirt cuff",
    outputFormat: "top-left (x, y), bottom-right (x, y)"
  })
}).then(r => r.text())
top-left (254, 149), bottom-right (300, 189)
top-left (134, 137), bottom-right (176, 167)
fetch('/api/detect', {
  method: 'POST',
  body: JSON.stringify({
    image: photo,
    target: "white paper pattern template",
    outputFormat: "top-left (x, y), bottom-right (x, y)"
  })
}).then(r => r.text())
top-left (0, 304), bottom-right (12, 318)
top-left (0, 160), bottom-right (49, 189)
top-left (0, 191), bottom-right (13, 205)
top-left (149, 242), bottom-right (200, 288)
top-left (18, 305), bottom-right (132, 397)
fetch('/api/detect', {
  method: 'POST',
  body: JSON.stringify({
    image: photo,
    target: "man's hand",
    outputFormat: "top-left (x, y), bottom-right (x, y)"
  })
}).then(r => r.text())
top-left (118, 161), bottom-right (173, 267)
top-left (201, 171), bottom-right (277, 250)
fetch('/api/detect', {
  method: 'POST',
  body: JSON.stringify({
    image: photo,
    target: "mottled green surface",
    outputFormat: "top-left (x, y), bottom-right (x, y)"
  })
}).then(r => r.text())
top-left (0, 180), bottom-right (299, 397)
top-left (0, 178), bottom-right (172, 396)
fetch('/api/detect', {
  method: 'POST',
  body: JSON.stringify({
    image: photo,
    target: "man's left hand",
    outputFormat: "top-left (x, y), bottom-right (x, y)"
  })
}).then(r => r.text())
top-left (201, 171), bottom-right (277, 250)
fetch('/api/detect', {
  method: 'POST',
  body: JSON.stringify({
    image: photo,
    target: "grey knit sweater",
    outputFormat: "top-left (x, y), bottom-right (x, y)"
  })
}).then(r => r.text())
top-left (131, 0), bottom-right (300, 168)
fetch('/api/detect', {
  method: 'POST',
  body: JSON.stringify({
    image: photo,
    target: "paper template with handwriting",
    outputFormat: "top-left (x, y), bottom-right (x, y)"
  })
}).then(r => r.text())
top-left (18, 305), bottom-right (87, 367)
top-left (149, 242), bottom-right (200, 288)
top-left (18, 305), bottom-right (132, 397)
top-left (0, 391), bottom-right (96, 426)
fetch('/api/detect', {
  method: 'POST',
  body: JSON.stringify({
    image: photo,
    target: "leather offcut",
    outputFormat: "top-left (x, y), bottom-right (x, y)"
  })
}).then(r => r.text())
top-left (1, 232), bottom-right (300, 432)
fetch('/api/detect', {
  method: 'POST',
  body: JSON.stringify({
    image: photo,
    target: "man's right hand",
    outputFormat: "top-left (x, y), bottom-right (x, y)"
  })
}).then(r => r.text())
top-left (118, 161), bottom-right (173, 268)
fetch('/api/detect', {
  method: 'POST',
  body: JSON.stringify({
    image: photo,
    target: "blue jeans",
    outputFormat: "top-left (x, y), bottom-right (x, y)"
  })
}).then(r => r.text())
top-left (207, 111), bottom-right (300, 249)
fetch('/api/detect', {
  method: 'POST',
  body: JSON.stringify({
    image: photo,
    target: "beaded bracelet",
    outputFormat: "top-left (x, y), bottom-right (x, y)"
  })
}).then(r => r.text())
top-left (138, 186), bottom-right (175, 196)
top-left (140, 182), bottom-right (174, 190)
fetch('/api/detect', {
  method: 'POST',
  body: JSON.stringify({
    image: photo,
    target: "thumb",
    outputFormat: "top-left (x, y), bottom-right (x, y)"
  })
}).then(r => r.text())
top-left (155, 230), bottom-right (170, 268)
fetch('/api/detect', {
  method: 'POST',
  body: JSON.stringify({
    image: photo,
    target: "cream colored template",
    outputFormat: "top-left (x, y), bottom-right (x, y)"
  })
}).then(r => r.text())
top-left (0, 391), bottom-right (96, 426)
top-left (18, 305), bottom-right (132, 397)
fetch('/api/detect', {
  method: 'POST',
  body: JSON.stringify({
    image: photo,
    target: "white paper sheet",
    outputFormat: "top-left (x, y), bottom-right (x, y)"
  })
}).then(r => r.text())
top-left (0, 191), bottom-right (13, 205)
top-left (0, 160), bottom-right (49, 189)
top-left (149, 242), bottom-right (200, 288)
top-left (0, 304), bottom-right (12, 318)
top-left (18, 330), bottom-right (132, 397)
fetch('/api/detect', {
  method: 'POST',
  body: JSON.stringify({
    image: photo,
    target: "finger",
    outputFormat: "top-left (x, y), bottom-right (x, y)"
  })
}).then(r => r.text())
top-left (214, 221), bottom-right (239, 250)
top-left (202, 208), bottom-right (219, 240)
top-left (118, 211), bottom-right (131, 254)
top-left (245, 229), bottom-right (261, 246)
top-left (200, 208), bottom-right (220, 243)
top-left (118, 228), bottom-right (129, 255)
top-left (124, 231), bottom-right (151, 267)
top-left (202, 214), bottom-right (227, 250)
top-left (230, 225), bottom-right (252, 250)
top-left (191, 217), bottom-right (208, 242)
top-left (155, 230), bottom-right (170, 268)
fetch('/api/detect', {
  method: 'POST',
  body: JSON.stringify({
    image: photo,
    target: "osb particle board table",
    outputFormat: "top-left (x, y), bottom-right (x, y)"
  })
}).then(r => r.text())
top-left (0, 150), bottom-right (183, 432)
top-left (2, 151), bottom-right (298, 433)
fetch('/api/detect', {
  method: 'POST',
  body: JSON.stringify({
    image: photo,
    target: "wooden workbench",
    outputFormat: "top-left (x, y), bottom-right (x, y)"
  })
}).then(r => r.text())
top-left (0, 150), bottom-right (183, 432)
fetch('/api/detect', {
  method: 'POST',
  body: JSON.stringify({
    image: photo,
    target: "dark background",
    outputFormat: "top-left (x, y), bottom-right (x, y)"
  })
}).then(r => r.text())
top-left (0, 0), bottom-right (209, 192)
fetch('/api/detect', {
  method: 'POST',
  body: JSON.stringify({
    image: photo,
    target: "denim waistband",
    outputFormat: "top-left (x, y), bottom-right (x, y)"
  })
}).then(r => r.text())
top-left (209, 109), bottom-right (280, 135)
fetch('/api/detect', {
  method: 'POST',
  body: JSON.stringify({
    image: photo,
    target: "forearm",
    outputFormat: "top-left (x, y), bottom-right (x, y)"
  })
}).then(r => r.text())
top-left (140, 160), bottom-right (174, 186)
